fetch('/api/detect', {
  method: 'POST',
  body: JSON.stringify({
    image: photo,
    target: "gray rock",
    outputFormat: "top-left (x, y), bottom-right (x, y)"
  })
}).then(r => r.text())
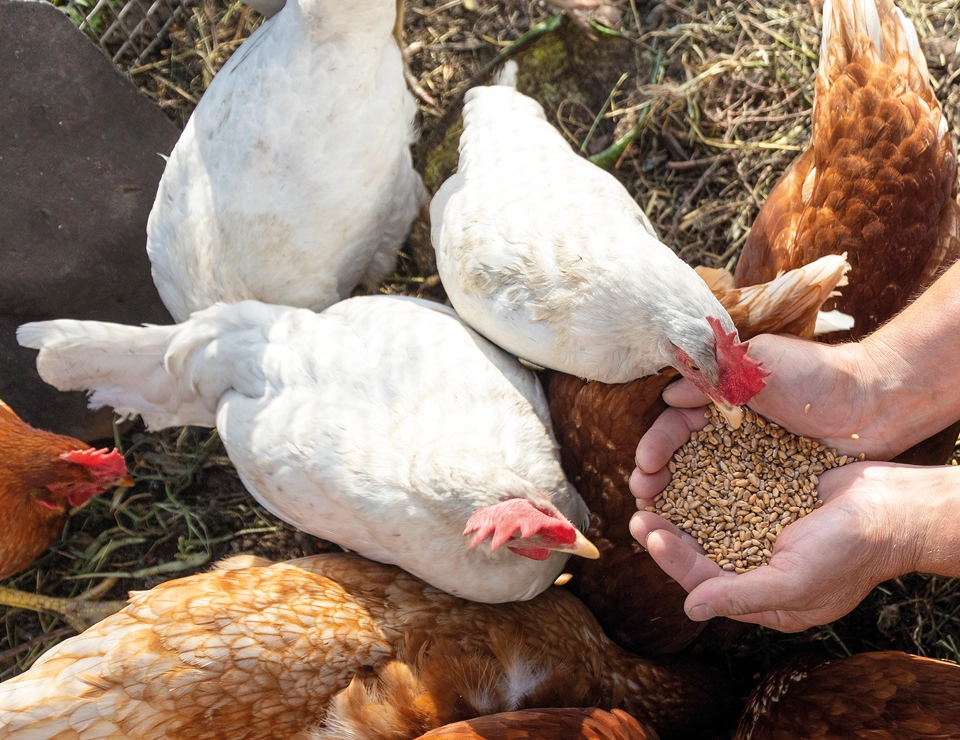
top-left (0, 0), bottom-right (176, 441)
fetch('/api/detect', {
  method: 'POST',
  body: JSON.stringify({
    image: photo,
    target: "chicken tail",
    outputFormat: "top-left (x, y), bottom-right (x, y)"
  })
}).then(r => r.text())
top-left (494, 60), bottom-right (518, 87)
top-left (17, 301), bottom-right (286, 430)
top-left (708, 253), bottom-right (852, 340)
top-left (820, 0), bottom-right (935, 121)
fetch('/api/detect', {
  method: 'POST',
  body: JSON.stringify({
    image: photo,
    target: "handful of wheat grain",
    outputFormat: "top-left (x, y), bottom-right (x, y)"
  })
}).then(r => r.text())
top-left (650, 406), bottom-right (859, 572)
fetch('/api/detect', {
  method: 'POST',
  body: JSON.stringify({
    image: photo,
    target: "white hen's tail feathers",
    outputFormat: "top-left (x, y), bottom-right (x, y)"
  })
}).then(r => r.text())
top-left (17, 302), bottom-right (284, 430)
top-left (495, 60), bottom-right (518, 87)
top-left (457, 62), bottom-right (553, 174)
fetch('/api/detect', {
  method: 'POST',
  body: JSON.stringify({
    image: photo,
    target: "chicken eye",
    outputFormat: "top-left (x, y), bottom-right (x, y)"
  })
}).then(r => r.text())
top-left (687, 362), bottom-right (701, 373)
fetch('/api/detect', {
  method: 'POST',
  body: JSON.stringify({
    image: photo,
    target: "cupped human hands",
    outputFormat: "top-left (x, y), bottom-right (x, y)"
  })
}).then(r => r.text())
top-left (625, 328), bottom-right (960, 632)
top-left (630, 460), bottom-right (918, 632)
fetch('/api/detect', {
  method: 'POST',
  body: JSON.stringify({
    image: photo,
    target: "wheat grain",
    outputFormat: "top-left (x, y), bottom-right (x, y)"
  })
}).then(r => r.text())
top-left (650, 406), bottom-right (860, 571)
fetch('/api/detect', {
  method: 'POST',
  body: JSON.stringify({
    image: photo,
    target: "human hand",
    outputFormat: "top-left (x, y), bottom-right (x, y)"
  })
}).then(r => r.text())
top-left (630, 460), bottom-right (926, 631)
top-left (657, 333), bottom-right (905, 460)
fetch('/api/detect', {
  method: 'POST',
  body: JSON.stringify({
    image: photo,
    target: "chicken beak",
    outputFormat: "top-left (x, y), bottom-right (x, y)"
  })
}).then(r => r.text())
top-left (112, 474), bottom-right (136, 488)
top-left (714, 401), bottom-right (744, 430)
top-left (558, 529), bottom-right (600, 560)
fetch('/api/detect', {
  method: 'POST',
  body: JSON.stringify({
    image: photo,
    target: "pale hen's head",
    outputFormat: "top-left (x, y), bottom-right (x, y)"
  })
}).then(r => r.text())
top-left (463, 498), bottom-right (599, 562)
top-left (672, 316), bottom-right (769, 428)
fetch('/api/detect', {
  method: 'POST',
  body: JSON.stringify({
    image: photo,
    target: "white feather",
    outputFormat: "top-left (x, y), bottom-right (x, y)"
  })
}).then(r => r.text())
top-left (18, 297), bottom-right (588, 604)
top-left (431, 76), bottom-right (738, 385)
top-left (814, 310), bottom-right (856, 334)
top-left (147, 0), bottom-right (426, 322)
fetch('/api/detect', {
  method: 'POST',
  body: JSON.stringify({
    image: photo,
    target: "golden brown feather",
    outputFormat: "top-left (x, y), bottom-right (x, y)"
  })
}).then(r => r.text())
top-left (733, 0), bottom-right (960, 465)
top-left (0, 553), bottom-right (731, 740)
top-left (734, 0), bottom-right (960, 340)
top-left (735, 651), bottom-right (960, 740)
top-left (406, 708), bottom-right (659, 740)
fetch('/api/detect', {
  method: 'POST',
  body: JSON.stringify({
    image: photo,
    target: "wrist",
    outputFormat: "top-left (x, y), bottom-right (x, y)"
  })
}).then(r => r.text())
top-left (843, 337), bottom-right (919, 459)
top-left (904, 465), bottom-right (960, 577)
top-left (837, 463), bottom-right (918, 582)
top-left (857, 327), bottom-right (960, 459)
top-left (858, 463), bottom-right (960, 579)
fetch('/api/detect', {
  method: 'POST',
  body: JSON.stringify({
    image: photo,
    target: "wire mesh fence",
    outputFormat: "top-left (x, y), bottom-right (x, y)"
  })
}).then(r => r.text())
top-left (47, 0), bottom-right (264, 126)
top-left (51, 0), bottom-right (193, 67)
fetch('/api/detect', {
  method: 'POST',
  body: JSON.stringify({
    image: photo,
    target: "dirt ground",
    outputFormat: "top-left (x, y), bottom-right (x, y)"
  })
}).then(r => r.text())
top-left (4, 0), bottom-right (960, 733)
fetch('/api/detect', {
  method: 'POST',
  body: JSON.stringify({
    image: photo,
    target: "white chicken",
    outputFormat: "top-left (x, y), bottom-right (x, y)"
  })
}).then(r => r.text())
top-left (17, 297), bottom-right (597, 604)
top-left (431, 63), bottom-right (768, 428)
top-left (147, 0), bottom-right (426, 322)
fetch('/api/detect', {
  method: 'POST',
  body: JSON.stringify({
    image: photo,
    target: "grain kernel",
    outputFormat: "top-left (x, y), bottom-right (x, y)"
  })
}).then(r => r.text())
top-left (654, 406), bottom-right (854, 571)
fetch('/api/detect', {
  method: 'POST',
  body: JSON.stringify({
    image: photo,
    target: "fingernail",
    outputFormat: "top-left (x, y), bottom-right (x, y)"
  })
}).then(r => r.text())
top-left (686, 603), bottom-right (716, 621)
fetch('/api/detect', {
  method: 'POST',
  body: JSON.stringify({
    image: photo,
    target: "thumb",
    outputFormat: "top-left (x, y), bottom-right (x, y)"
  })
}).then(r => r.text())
top-left (684, 565), bottom-right (802, 629)
top-left (662, 378), bottom-right (711, 408)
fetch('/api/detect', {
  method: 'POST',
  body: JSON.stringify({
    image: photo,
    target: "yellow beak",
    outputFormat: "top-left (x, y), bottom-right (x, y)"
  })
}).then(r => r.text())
top-left (558, 529), bottom-right (600, 560)
top-left (714, 401), bottom-right (744, 430)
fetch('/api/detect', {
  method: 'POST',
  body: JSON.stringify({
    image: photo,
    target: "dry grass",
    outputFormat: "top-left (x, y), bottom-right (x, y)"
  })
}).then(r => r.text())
top-left (4, 0), bottom-right (960, 729)
top-left (0, 423), bottom-right (319, 679)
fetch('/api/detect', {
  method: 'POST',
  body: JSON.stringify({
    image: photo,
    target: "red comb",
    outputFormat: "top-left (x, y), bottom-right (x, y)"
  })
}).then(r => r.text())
top-left (464, 499), bottom-right (575, 552)
top-left (60, 448), bottom-right (128, 481)
top-left (707, 316), bottom-right (770, 405)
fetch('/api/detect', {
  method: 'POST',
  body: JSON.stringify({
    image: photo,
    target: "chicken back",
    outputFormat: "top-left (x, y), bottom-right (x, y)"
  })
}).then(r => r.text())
top-left (147, 0), bottom-right (425, 322)
top-left (0, 553), bottom-right (731, 740)
top-left (735, 0), bottom-right (960, 465)
top-left (735, 0), bottom-right (960, 339)
top-left (736, 651), bottom-right (960, 740)
top-left (409, 708), bottom-right (659, 740)
top-left (18, 296), bottom-right (594, 605)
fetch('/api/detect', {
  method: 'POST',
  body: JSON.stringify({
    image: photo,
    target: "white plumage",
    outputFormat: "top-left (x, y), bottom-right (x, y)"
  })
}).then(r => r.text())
top-left (147, 0), bottom-right (426, 322)
top-left (431, 63), bottom-right (740, 386)
top-left (18, 297), bottom-right (590, 604)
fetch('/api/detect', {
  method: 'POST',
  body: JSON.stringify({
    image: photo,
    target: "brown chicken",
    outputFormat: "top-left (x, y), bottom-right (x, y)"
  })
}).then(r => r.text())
top-left (0, 553), bottom-right (732, 740)
top-left (734, 0), bottom-right (960, 464)
top-left (409, 708), bottom-right (658, 740)
top-left (735, 651), bottom-right (960, 739)
top-left (547, 256), bottom-right (851, 654)
top-left (0, 397), bottom-right (132, 630)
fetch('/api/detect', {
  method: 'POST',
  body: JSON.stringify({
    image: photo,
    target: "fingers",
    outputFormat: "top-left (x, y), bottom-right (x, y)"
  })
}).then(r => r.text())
top-left (629, 466), bottom-right (670, 503)
top-left (629, 513), bottom-right (819, 631)
top-left (633, 406), bottom-right (710, 475)
top-left (661, 378), bottom-right (712, 408)
top-left (684, 563), bottom-right (810, 632)
top-left (629, 512), bottom-right (724, 596)
top-left (629, 510), bottom-right (688, 548)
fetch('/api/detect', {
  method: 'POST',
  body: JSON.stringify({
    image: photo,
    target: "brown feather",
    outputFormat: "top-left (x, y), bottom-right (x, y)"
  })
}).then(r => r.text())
top-left (735, 0), bottom-right (960, 340)
top-left (736, 651), bottom-right (960, 740)
top-left (0, 553), bottom-right (731, 740)
top-left (410, 708), bottom-right (659, 740)
top-left (734, 0), bottom-right (960, 466)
